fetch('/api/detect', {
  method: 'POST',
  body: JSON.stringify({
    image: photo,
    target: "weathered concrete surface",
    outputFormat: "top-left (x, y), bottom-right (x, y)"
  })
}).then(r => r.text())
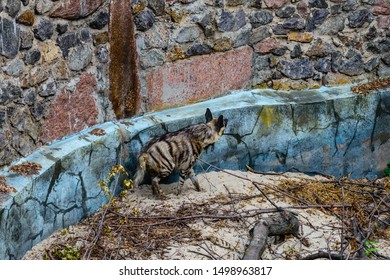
top-left (1, 85), bottom-right (390, 259)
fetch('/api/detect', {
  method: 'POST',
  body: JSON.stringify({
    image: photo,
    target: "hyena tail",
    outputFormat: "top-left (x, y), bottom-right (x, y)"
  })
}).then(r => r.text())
top-left (132, 154), bottom-right (147, 188)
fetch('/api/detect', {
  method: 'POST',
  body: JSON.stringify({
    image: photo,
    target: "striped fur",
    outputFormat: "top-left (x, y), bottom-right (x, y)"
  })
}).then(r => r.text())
top-left (133, 108), bottom-right (228, 198)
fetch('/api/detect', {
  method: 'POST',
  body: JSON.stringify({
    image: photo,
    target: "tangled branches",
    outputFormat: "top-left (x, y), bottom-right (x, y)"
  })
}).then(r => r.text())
top-left (37, 160), bottom-right (390, 260)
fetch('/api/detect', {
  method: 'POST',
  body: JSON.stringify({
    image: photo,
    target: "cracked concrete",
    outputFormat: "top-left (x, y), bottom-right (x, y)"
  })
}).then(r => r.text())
top-left (1, 85), bottom-right (390, 259)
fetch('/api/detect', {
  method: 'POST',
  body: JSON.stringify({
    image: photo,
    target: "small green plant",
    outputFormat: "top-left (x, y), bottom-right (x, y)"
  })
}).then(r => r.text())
top-left (98, 164), bottom-right (133, 207)
top-left (364, 240), bottom-right (379, 257)
top-left (384, 161), bottom-right (390, 177)
top-left (48, 244), bottom-right (81, 260)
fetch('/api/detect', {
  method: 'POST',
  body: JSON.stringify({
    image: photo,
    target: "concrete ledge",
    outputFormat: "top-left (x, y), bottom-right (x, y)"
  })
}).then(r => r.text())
top-left (1, 85), bottom-right (390, 259)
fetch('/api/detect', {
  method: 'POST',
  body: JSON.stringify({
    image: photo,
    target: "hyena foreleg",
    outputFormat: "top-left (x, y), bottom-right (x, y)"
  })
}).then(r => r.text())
top-left (189, 169), bottom-right (201, 192)
top-left (176, 168), bottom-right (201, 195)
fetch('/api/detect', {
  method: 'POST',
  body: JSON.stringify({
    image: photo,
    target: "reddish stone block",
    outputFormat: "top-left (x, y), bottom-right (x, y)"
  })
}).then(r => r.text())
top-left (144, 46), bottom-right (253, 111)
top-left (253, 38), bottom-right (280, 54)
top-left (374, 2), bottom-right (390, 15)
top-left (49, 0), bottom-right (104, 20)
top-left (40, 74), bottom-right (100, 143)
top-left (377, 15), bottom-right (390, 29)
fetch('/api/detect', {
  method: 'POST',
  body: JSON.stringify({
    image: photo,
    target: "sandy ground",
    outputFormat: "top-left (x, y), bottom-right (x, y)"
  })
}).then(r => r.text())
top-left (23, 170), bottom-right (390, 260)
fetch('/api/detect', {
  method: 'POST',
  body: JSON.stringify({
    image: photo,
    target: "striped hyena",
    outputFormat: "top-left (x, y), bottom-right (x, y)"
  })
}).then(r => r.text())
top-left (133, 108), bottom-right (228, 198)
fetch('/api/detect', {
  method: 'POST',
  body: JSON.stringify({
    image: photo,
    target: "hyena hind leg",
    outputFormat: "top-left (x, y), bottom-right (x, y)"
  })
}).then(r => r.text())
top-left (176, 173), bottom-right (186, 195)
top-left (151, 176), bottom-right (164, 198)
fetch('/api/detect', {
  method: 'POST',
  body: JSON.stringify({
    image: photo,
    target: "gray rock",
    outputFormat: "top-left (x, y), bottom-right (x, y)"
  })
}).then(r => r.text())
top-left (35, 0), bottom-right (52, 15)
top-left (5, 0), bottom-right (21, 17)
top-left (134, 9), bottom-right (155, 31)
top-left (217, 9), bottom-right (235, 32)
top-left (250, 0), bottom-right (262, 9)
top-left (0, 80), bottom-right (22, 105)
top-left (306, 39), bottom-right (333, 57)
top-left (226, 0), bottom-right (245, 5)
top-left (276, 6), bottom-right (295, 18)
top-left (365, 26), bottom-right (377, 41)
top-left (22, 0), bottom-right (29, 6)
top-left (315, 58), bottom-right (331, 73)
top-left (283, 15), bottom-right (306, 30)
top-left (214, 0), bottom-right (224, 7)
top-left (175, 26), bottom-right (200, 43)
top-left (364, 57), bottom-right (381, 72)
top-left (308, 0), bottom-right (328, 8)
top-left (378, 65), bottom-right (390, 78)
top-left (235, 9), bottom-right (246, 30)
top-left (367, 39), bottom-right (390, 54)
top-left (144, 22), bottom-right (169, 49)
top-left (38, 78), bottom-right (57, 97)
top-left (339, 54), bottom-right (364, 76)
top-left (348, 9), bottom-right (372, 28)
top-left (250, 11), bottom-right (273, 28)
top-left (253, 70), bottom-right (272, 85)
top-left (97, 46), bottom-right (109, 63)
top-left (33, 18), bottom-right (54, 41)
top-left (9, 106), bottom-right (29, 132)
top-left (57, 32), bottom-right (80, 57)
top-left (234, 25), bottom-right (251, 47)
top-left (198, 12), bottom-right (215, 37)
top-left (139, 48), bottom-right (165, 69)
top-left (311, 9), bottom-right (329, 26)
top-left (148, 0), bottom-right (165, 16)
top-left (31, 100), bottom-right (45, 121)
top-left (331, 5), bottom-right (342, 14)
top-left (0, 108), bottom-right (6, 128)
top-left (290, 44), bottom-right (302, 59)
top-left (21, 88), bottom-right (36, 106)
top-left (382, 54), bottom-right (390, 66)
top-left (79, 28), bottom-right (92, 43)
top-left (342, 0), bottom-right (359, 12)
top-left (185, 42), bottom-right (212, 57)
top-left (278, 57), bottom-right (314, 80)
top-left (0, 17), bottom-right (20, 58)
top-left (68, 44), bottom-right (93, 71)
top-left (331, 51), bottom-right (342, 72)
top-left (318, 15), bottom-right (345, 35)
top-left (5, 59), bottom-right (25, 77)
top-left (272, 24), bottom-right (288, 35)
top-left (272, 70), bottom-right (283, 80)
top-left (56, 23), bottom-right (68, 35)
top-left (24, 49), bottom-right (41, 65)
top-left (254, 54), bottom-right (270, 71)
top-left (249, 26), bottom-right (270, 45)
top-left (89, 12), bottom-right (109, 29)
top-left (20, 30), bottom-right (34, 50)
top-left (273, 46), bottom-right (288, 56)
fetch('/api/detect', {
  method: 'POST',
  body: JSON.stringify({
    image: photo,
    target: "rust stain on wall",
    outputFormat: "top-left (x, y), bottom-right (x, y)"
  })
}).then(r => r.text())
top-left (109, 0), bottom-right (140, 119)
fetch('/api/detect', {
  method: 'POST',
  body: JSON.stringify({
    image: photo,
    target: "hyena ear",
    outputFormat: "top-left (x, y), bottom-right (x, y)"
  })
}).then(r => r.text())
top-left (217, 115), bottom-right (224, 130)
top-left (205, 108), bottom-right (213, 123)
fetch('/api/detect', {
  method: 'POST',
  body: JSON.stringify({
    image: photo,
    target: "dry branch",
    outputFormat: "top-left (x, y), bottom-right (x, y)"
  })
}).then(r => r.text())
top-left (243, 211), bottom-right (299, 260)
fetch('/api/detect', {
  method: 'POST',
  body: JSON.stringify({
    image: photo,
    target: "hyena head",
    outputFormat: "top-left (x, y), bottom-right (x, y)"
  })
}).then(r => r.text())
top-left (203, 108), bottom-right (228, 147)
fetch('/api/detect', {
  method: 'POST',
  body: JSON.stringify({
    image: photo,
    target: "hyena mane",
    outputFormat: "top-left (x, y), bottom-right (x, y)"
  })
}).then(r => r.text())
top-left (133, 108), bottom-right (228, 198)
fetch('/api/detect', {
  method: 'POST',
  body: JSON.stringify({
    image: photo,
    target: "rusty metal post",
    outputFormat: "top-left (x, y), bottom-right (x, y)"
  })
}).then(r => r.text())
top-left (109, 0), bottom-right (141, 119)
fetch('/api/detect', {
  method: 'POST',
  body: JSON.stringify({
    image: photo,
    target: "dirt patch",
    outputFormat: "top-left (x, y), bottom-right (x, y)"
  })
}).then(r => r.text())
top-left (23, 170), bottom-right (390, 260)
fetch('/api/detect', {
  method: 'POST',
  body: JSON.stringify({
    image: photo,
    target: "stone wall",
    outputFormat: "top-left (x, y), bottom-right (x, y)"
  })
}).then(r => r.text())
top-left (1, 85), bottom-right (389, 259)
top-left (0, 0), bottom-right (112, 167)
top-left (134, 0), bottom-right (390, 111)
top-left (1, 0), bottom-right (390, 167)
